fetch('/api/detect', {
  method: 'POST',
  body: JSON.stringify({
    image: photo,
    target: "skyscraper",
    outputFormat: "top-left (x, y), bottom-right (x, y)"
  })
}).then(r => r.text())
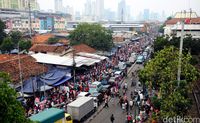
top-left (54, 0), bottom-right (63, 13)
top-left (84, 0), bottom-right (92, 16)
top-left (143, 9), bottom-right (150, 20)
top-left (117, 0), bottom-right (126, 22)
top-left (96, 0), bottom-right (104, 21)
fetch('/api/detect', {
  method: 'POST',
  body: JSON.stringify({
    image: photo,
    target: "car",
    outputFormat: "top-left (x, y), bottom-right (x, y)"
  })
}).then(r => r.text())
top-left (89, 81), bottom-right (103, 94)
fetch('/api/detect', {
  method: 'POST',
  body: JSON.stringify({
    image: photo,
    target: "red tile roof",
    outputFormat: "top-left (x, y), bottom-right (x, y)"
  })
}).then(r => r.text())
top-left (165, 17), bottom-right (200, 25)
top-left (0, 54), bottom-right (47, 83)
top-left (29, 44), bottom-right (69, 54)
top-left (72, 44), bottom-right (96, 53)
top-left (32, 34), bottom-right (54, 44)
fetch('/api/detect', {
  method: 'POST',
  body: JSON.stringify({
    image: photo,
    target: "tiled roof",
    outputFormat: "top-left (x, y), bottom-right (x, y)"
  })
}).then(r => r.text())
top-left (58, 39), bottom-right (70, 45)
top-left (32, 34), bottom-right (54, 44)
top-left (113, 36), bottom-right (124, 42)
top-left (29, 44), bottom-right (68, 54)
top-left (165, 17), bottom-right (200, 25)
top-left (0, 54), bottom-right (47, 83)
top-left (72, 44), bottom-right (96, 53)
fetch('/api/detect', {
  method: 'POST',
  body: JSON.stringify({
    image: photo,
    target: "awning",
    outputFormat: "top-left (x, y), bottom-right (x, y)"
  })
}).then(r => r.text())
top-left (53, 76), bottom-right (72, 86)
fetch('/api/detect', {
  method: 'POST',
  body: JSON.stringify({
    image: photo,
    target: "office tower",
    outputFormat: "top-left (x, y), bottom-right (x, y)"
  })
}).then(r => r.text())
top-left (117, 0), bottom-right (126, 22)
top-left (143, 9), bottom-right (150, 20)
top-left (96, 0), bottom-right (104, 21)
top-left (55, 0), bottom-right (63, 13)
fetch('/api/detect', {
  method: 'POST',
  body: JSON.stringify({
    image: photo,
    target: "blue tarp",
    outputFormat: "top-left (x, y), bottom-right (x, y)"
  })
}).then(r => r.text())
top-left (20, 77), bottom-right (52, 93)
top-left (53, 76), bottom-right (71, 86)
top-left (22, 77), bottom-right (37, 93)
top-left (40, 70), bottom-right (66, 85)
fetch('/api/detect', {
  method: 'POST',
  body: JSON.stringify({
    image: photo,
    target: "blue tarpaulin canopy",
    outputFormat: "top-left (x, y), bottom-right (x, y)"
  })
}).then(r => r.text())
top-left (53, 76), bottom-right (71, 86)
top-left (40, 69), bottom-right (71, 86)
top-left (20, 77), bottom-right (53, 94)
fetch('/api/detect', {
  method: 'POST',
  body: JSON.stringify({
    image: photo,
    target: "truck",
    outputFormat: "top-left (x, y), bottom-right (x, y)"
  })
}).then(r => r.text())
top-left (30, 108), bottom-right (73, 123)
top-left (67, 97), bottom-right (94, 122)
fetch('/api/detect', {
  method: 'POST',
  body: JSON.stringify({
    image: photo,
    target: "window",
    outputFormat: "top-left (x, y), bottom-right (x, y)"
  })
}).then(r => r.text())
top-left (66, 116), bottom-right (72, 121)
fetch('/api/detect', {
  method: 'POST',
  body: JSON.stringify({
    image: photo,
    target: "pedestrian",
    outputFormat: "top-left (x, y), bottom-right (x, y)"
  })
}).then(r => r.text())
top-left (104, 98), bottom-right (109, 108)
top-left (110, 114), bottom-right (115, 123)
top-left (129, 99), bottom-right (133, 110)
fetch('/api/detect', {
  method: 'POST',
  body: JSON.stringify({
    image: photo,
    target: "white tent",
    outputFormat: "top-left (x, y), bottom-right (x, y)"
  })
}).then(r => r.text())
top-left (31, 53), bottom-right (101, 67)
top-left (76, 52), bottom-right (108, 60)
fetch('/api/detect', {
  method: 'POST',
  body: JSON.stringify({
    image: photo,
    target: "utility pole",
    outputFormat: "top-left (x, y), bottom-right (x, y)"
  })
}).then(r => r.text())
top-left (177, 12), bottom-right (185, 87)
top-left (73, 49), bottom-right (76, 83)
top-left (28, 0), bottom-right (32, 38)
top-left (18, 43), bottom-right (24, 98)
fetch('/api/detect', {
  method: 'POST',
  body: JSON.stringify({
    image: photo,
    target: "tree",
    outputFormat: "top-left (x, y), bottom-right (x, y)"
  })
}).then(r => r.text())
top-left (10, 31), bottom-right (22, 47)
top-left (0, 19), bottom-right (7, 45)
top-left (154, 35), bottom-right (200, 55)
top-left (47, 37), bottom-right (59, 44)
top-left (139, 46), bottom-right (199, 118)
top-left (69, 23), bottom-right (113, 51)
top-left (0, 37), bottom-right (14, 53)
top-left (0, 72), bottom-right (33, 123)
top-left (19, 40), bottom-right (32, 51)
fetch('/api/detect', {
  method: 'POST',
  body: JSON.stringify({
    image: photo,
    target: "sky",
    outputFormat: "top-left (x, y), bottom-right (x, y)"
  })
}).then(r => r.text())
top-left (38, 0), bottom-right (200, 17)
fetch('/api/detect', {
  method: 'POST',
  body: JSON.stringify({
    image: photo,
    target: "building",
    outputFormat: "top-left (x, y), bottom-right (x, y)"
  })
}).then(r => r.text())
top-left (0, 0), bottom-right (39, 10)
top-left (143, 9), bottom-right (150, 20)
top-left (96, 0), bottom-right (104, 21)
top-left (54, 0), bottom-right (63, 13)
top-left (0, 8), bottom-right (72, 32)
top-left (117, 0), bottom-right (126, 22)
top-left (164, 11), bottom-right (200, 38)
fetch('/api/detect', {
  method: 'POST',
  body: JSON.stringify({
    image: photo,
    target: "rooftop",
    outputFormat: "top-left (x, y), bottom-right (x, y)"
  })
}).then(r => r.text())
top-left (165, 17), bottom-right (200, 25)
top-left (0, 54), bottom-right (47, 83)
top-left (72, 44), bottom-right (96, 53)
top-left (29, 44), bottom-right (69, 54)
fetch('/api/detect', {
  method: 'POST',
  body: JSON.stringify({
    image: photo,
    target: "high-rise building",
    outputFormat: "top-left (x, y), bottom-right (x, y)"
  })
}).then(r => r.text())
top-left (0, 0), bottom-right (39, 10)
top-left (96, 0), bottom-right (104, 21)
top-left (84, 0), bottom-right (92, 16)
top-left (54, 0), bottom-right (63, 13)
top-left (117, 0), bottom-right (126, 22)
top-left (143, 9), bottom-right (150, 20)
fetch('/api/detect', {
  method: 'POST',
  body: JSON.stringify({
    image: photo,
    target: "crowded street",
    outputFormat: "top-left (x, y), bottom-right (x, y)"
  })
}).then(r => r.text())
top-left (86, 63), bottom-right (144, 123)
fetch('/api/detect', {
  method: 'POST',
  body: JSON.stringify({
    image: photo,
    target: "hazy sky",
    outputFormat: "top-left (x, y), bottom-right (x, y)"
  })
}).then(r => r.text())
top-left (38, 0), bottom-right (200, 17)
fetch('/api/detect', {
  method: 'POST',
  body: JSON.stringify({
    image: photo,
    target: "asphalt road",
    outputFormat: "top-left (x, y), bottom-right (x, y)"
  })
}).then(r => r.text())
top-left (85, 63), bottom-right (143, 123)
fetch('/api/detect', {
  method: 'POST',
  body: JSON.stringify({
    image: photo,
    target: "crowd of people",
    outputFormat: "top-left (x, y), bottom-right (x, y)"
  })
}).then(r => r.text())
top-left (23, 42), bottom-right (138, 117)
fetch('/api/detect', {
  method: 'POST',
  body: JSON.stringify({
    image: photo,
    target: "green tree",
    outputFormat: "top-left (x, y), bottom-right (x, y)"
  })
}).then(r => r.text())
top-left (0, 19), bottom-right (7, 45)
top-left (69, 23), bottom-right (113, 51)
top-left (47, 37), bottom-right (59, 44)
top-left (19, 40), bottom-right (32, 51)
top-left (10, 31), bottom-right (22, 47)
top-left (0, 37), bottom-right (14, 53)
top-left (139, 46), bottom-right (199, 118)
top-left (153, 36), bottom-right (170, 52)
top-left (0, 72), bottom-right (33, 123)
